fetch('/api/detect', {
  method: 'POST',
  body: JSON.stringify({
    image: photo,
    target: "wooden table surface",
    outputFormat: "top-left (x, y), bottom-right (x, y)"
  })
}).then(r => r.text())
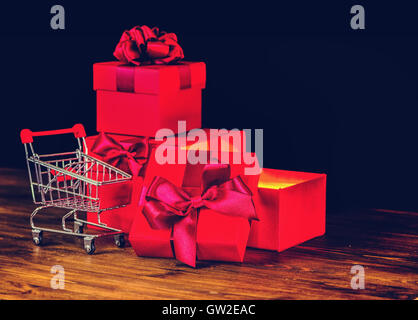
top-left (0, 168), bottom-right (416, 300)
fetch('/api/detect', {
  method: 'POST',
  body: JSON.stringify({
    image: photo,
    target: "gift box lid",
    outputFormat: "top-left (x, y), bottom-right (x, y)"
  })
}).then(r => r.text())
top-left (93, 61), bottom-right (206, 95)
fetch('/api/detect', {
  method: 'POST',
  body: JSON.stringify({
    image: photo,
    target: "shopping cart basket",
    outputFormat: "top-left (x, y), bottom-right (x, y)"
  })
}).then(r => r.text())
top-left (20, 124), bottom-right (132, 254)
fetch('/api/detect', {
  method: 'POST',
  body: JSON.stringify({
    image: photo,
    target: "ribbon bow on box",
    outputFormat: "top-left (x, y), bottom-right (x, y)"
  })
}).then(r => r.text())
top-left (91, 133), bottom-right (150, 177)
top-left (142, 164), bottom-right (257, 267)
top-left (114, 25), bottom-right (184, 66)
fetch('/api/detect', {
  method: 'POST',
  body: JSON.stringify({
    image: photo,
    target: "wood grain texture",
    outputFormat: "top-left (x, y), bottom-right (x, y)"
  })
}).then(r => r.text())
top-left (0, 168), bottom-right (416, 300)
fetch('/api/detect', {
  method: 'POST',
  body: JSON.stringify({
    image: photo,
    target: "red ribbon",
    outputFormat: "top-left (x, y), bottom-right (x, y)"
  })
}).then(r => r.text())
top-left (91, 133), bottom-right (150, 176)
top-left (113, 25), bottom-right (184, 66)
top-left (142, 164), bottom-right (257, 267)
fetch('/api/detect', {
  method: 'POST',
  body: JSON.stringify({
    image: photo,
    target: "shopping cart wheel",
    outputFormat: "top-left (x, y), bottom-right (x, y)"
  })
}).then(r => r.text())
top-left (114, 234), bottom-right (125, 248)
top-left (32, 230), bottom-right (43, 246)
top-left (84, 238), bottom-right (96, 255)
top-left (74, 221), bottom-right (84, 234)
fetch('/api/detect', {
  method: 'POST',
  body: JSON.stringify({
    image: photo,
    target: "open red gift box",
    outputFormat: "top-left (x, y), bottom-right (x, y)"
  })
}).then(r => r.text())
top-left (247, 169), bottom-right (326, 252)
top-left (93, 61), bottom-right (206, 137)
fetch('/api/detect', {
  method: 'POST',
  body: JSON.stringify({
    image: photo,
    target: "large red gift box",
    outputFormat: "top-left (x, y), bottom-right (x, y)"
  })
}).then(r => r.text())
top-left (93, 61), bottom-right (206, 137)
top-left (85, 133), bottom-right (152, 234)
top-left (129, 141), bottom-right (259, 266)
top-left (247, 169), bottom-right (326, 252)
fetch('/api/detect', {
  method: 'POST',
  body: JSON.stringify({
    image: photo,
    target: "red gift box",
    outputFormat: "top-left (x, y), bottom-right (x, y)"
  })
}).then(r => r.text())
top-left (247, 169), bottom-right (326, 252)
top-left (93, 61), bottom-right (206, 137)
top-left (85, 133), bottom-right (152, 233)
top-left (129, 143), bottom-right (259, 267)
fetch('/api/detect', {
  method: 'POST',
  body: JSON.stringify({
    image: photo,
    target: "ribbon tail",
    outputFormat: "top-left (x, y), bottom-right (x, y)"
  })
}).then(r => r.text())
top-left (172, 209), bottom-right (198, 267)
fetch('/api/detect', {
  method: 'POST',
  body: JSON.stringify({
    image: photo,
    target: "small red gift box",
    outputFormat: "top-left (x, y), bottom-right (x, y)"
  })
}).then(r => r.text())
top-left (85, 133), bottom-right (152, 233)
top-left (93, 61), bottom-right (206, 137)
top-left (247, 169), bottom-right (326, 252)
top-left (129, 144), bottom-right (258, 267)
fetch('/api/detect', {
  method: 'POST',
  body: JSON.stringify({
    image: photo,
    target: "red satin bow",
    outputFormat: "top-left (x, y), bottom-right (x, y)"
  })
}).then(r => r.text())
top-left (113, 25), bottom-right (184, 66)
top-left (91, 133), bottom-right (149, 176)
top-left (143, 164), bottom-right (257, 267)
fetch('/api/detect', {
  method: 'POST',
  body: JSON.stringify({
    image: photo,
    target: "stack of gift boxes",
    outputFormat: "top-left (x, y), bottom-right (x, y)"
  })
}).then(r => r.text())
top-left (84, 26), bottom-right (326, 267)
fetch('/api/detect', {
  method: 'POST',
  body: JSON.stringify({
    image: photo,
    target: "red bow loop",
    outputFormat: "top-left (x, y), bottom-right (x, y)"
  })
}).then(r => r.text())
top-left (91, 133), bottom-right (149, 176)
top-left (114, 25), bottom-right (184, 66)
top-left (142, 164), bottom-right (257, 267)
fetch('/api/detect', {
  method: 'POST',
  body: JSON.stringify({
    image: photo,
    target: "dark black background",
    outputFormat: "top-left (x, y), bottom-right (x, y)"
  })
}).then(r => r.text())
top-left (1, 1), bottom-right (417, 211)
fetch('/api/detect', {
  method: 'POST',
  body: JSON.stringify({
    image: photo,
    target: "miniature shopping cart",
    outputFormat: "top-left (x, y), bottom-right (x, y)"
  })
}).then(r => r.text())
top-left (20, 124), bottom-right (132, 254)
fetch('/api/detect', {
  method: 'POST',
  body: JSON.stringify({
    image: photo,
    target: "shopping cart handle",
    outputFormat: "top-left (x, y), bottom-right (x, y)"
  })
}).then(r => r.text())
top-left (20, 124), bottom-right (86, 144)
